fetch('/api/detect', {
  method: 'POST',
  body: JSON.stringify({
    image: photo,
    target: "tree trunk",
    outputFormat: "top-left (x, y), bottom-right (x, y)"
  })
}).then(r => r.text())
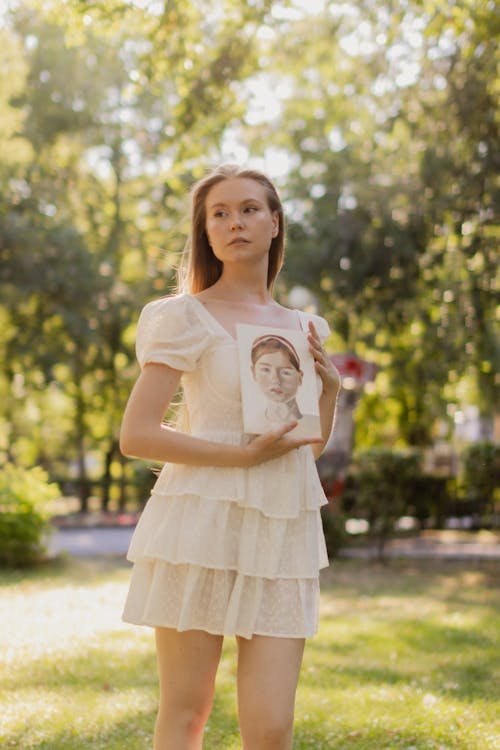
top-left (74, 358), bottom-right (89, 513)
top-left (101, 444), bottom-right (113, 512)
top-left (118, 452), bottom-right (127, 511)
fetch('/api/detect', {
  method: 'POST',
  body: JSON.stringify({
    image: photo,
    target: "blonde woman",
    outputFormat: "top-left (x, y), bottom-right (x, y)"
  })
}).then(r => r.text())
top-left (120, 164), bottom-right (340, 750)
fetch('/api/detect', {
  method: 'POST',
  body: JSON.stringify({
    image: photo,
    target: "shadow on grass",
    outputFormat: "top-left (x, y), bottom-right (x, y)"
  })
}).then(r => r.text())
top-left (321, 559), bottom-right (499, 603)
top-left (317, 610), bottom-right (496, 652)
top-left (6, 708), bottom-right (157, 750)
top-left (293, 720), bottom-right (463, 750)
top-left (0, 555), bottom-right (131, 589)
top-left (304, 616), bottom-right (497, 703)
top-left (3, 628), bottom-right (156, 691)
top-left (396, 618), bottom-right (499, 701)
top-left (304, 653), bottom-right (496, 703)
top-left (6, 703), bottom-right (241, 750)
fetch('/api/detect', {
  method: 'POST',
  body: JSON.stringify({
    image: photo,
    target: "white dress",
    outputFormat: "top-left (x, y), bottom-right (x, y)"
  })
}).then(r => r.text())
top-left (122, 294), bottom-right (330, 639)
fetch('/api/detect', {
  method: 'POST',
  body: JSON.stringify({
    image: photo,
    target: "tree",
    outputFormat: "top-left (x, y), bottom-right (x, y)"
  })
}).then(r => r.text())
top-left (1, 0), bottom-right (277, 508)
top-left (248, 0), bottom-right (499, 447)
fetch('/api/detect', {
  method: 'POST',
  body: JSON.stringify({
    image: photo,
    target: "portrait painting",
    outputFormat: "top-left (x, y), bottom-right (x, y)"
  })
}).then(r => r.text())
top-left (236, 323), bottom-right (322, 440)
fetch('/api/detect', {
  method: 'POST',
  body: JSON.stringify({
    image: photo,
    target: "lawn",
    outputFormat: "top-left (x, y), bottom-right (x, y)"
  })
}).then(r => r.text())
top-left (0, 557), bottom-right (498, 749)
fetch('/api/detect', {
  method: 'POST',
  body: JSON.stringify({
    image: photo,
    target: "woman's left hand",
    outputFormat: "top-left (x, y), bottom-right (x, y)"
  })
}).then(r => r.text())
top-left (308, 321), bottom-right (341, 396)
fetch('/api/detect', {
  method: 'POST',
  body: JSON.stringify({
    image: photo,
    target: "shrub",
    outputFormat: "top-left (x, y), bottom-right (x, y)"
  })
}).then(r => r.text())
top-left (349, 449), bottom-right (421, 559)
top-left (461, 441), bottom-right (500, 519)
top-left (129, 460), bottom-right (158, 508)
top-left (0, 464), bottom-right (60, 566)
top-left (408, 475), bottom-right (451, 529)
top-left (321, 506), bottom-right (347, 558)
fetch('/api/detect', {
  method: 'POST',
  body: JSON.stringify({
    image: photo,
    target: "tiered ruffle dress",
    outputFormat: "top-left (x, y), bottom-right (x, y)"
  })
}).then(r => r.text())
top-left (122, 293), bottom-right (330, 639)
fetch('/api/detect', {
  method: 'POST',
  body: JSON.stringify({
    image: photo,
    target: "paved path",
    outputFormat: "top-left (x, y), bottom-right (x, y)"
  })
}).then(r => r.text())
top-left (50, 527), bottom-right (134, 558)
top-left (340, 537), bottom-right (500, 561)
top-left (50, 526), bottom-right (500, 561)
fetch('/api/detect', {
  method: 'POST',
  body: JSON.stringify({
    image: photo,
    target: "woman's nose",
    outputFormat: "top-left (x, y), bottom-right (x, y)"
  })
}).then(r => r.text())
top-left (230, 213), bottom-right (244, 230)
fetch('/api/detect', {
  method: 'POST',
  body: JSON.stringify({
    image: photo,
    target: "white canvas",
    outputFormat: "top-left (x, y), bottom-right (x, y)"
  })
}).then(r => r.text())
top-left (236, 323), bottom-right (322, 440)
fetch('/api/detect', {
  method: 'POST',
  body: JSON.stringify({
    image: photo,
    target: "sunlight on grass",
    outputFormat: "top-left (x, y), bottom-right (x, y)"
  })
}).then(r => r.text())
top-left (0, 558), bottom-right (498, 749)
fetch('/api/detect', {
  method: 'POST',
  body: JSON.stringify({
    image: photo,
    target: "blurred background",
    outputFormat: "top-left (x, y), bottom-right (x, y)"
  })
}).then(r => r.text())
top-left (0, 0), bottom-right (498, 563)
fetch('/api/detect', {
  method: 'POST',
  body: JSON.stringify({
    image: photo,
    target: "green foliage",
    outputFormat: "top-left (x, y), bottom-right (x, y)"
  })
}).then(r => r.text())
top-left (0, 0), bottom-right (498, 504)
top-left (461, 441), bottom-right (500, 516)
top-left (265, 0), bottom-right (499, 444)
top-left (0, 0), bottom-right (274, 506)
top-left (0, 463), bottom-right (60, 566)
top-left (320, 507), bottom-right (347, 559)
top-left (349, 450), bottom-right (421, 558)
top-left (128, 460), bottom-right (157, 508)
top-left (409, 474), bottom-right (451, 530)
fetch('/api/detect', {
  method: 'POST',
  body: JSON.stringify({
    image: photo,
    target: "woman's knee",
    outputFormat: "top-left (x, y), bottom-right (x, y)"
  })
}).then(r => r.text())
top-left (158, 674), bottom-right (215, 725)
top-left (155, 692), bottom-right (214, 749)
top-left (158, 702), bottom-right (212, 737)
top-left (241, 707), bottom-right (294, 748)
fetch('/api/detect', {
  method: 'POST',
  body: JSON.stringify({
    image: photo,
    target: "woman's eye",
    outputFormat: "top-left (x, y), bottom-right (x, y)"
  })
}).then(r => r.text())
top-left (279, 369), bottom-right (295, 378)
top-left (214, 211), bottom-right (227, 218)
top-left (256, 364), bottom-right (271, 374)
top-left (244, 206), bottom-right (258, 213)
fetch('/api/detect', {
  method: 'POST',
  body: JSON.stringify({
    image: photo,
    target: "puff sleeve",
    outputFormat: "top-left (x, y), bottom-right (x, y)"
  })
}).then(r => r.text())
top-left (135, 295), bottom-right (209, 372)
top-left (299, 312), bottom-right (330, 343)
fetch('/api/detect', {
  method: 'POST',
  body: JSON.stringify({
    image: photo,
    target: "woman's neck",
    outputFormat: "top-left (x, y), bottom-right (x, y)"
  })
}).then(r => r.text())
top-left (203, 273), bottom-right (273, 306)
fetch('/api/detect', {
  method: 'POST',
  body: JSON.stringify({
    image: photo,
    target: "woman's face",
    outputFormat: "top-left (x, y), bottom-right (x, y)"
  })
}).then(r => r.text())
top-left (204, 178), bottom-right (279, 270)
top-left (252, 350), bottom-right (302, 403)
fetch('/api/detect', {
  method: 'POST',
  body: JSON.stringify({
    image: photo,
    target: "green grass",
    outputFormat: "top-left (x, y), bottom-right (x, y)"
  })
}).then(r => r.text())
top-left (0, 557), bottom-right (498, 749)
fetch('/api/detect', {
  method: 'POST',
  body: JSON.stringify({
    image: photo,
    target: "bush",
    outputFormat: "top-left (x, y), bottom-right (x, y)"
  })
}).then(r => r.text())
top-left (321, 506), bottom-right (347, 558)
top-left (461, 441), bottom-right (500, 519)
top-left (0, 464), bottom-right (60, 566)
top-left (129, 460), bottom-right (158, 508)
top-left (408, 475), bottom-right (451, 529)
top-left (348, 449), bottom-right (421, 558)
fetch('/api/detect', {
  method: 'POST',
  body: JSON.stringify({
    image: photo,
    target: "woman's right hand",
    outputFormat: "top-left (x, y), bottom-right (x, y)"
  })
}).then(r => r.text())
top-left (120, 365), bottom-right (320, 469)
top-left (240, 422), bottom-right (322, 467)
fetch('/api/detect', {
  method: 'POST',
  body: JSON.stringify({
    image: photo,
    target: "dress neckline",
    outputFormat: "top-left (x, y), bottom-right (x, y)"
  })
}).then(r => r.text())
top-left (184, 293), bottom-right (305, 342)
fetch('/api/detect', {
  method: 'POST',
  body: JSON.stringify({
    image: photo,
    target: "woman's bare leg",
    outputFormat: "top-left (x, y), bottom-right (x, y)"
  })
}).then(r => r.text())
top-left (153, 627), bottom-right (223, 750)
top-left (236, 635), bottom-right (305, 750)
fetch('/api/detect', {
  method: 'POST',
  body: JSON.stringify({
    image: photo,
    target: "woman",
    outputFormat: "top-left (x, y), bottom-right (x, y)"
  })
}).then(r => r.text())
top-left (251, 334), bottom-right (304, 425)
top-left (120, 163), bottom-right (340, 750)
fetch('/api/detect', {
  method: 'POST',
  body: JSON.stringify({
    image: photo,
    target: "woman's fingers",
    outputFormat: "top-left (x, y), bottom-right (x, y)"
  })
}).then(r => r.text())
top-left (247, 422), bottom-right (322, 465)
top-left (307, 321), bottom-right (325, 360)
top-left (274, 420), bottom-right (298, 438)
top-left (252, 421), bottom-right (297, 450)
top-left (307, 320), bottom-right (320, 345)
top-left (307, 320), bottom-right (341, 392)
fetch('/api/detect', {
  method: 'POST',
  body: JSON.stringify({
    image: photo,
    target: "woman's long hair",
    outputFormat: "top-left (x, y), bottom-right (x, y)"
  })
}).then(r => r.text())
top-left (177, 164), bottom-right (285, 294)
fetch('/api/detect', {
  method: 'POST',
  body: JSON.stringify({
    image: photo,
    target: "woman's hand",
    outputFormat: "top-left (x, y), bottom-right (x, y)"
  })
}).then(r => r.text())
top-left (241, 422), bottom-right (322, 467)
top-left (121, 364), bottom-right (319, 469)
top-left (307, 321), bottom-right (341, 396)
top-left (307, 320), bottom-right (341, 459)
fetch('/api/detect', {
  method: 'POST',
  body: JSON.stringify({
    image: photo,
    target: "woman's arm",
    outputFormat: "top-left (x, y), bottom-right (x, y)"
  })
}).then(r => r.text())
top-left (119, 362), bottom-right (321, 468)
top-left (307, 321), bottom-right (341, 460)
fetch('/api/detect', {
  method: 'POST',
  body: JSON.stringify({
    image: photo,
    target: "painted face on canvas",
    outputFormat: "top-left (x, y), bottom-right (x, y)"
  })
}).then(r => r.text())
top-left (252, 349), bottom-right (303, 403)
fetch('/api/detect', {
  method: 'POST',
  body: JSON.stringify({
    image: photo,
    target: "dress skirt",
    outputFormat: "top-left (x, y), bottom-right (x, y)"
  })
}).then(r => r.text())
top-left (122, 443), bottom-right (329, 639)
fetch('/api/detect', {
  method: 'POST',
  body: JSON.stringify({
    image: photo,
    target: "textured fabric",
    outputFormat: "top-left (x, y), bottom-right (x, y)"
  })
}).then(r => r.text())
top-left (122, 293), bottom-right (330, 638)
